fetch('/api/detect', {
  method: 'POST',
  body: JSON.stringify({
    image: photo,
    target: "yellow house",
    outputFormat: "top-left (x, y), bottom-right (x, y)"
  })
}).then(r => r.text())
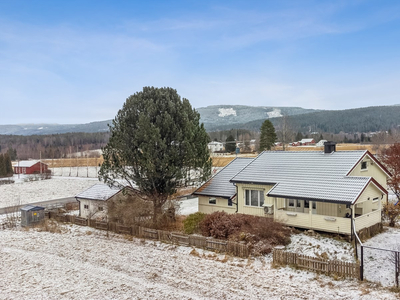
top-left (193, 158), bottom-right (253, 214)
top-left (196, 143), bottom-right (390, 235)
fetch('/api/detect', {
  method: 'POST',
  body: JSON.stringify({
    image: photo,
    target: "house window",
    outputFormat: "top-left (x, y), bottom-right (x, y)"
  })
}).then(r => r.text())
top-left (297, 200), bottom-right (301, 208)
top-left (372, 197), bottom-right (379, 202)
top-left (304, 200), bottom-right (310, 208)
top-left (361, 161), bottom-right (367, 170)
top-left (228, 199), bottom-right (233, 206)
top-left (288, 199), bottom-right (295, 207)
top-left (209, 198), bottom-right (216, 205)
top-left (312, 202), bottom-right (316, 210)
top-left (98, 206), bottom-right (103, 211)
top-left (245, 190), bottom-right (264, 207)
top-left (84, 204), bottom-right (89, 209)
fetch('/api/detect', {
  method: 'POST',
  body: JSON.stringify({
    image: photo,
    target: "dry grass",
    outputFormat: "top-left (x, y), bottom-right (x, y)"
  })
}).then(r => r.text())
top-left (42, 157), bottom-right (104, 168)
top-left (212, 154), bottom-right (257, 167)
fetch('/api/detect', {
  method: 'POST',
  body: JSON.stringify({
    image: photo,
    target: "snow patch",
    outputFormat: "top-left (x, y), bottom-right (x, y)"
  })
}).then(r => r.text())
top-left (267, 108), bottom-right (282, 118)
top-left (218, 108), bottom-right (237, 117)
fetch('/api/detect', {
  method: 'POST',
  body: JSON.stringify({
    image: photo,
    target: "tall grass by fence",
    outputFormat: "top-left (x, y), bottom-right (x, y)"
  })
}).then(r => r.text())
top-left (273, 249), bottom-right (360, 279)
top-left (47, 213), bottom-right (249, 258)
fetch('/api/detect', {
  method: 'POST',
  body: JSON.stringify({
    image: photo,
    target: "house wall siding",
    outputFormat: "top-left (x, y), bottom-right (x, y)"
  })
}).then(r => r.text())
top-left (236, 183), bottom-right (274, 217)
top-left (349, 156), bottom-right (388, 188)
top-left (355, 183), bottom-right (382, 214)
top-left (198, 196), bottom-right (236, 214)
top-left (78, 199), bottom-right (107, 219)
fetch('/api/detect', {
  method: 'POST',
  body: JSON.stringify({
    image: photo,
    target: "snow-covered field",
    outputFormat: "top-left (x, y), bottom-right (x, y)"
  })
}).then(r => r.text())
top-left (0, 176), bottom-right (99, 208)
top-left (0, 225), bottom-right (395, 300)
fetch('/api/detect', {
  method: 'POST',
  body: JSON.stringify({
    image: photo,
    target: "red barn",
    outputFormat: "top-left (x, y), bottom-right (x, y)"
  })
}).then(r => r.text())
top-left (14, 160), bottom-right (49, 175)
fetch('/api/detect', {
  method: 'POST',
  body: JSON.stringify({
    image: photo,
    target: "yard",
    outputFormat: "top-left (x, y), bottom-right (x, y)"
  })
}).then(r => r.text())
top-left (0, 224), bottom-right (396, 300)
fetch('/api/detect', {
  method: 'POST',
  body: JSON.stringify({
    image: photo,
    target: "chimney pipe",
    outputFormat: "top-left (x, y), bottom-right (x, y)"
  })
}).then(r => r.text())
top-left (324, 141), bottom-right (336, 154)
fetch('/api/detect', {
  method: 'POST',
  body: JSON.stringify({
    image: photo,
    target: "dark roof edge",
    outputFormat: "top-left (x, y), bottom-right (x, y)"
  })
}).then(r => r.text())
top-left (230, 179), bottom-right (277, 186)
top-left (267, 193), bottom-right (352, 205)
top-left (192, 192), bottom-right (233, 199)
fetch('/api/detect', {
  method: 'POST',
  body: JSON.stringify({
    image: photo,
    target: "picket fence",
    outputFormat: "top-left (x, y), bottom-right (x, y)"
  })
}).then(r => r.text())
top-left (273, 248), bottom-right (360, 279)
top-left (47, 213), bottom-right (249, 258)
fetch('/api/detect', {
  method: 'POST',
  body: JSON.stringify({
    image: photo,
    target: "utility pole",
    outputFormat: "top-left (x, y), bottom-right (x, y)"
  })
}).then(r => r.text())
top-left (40, 151), bottom-right (42, 174)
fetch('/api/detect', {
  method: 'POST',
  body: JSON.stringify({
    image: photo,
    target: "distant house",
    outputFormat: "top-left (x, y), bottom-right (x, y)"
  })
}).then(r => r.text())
top-left (316, 140), bottom-right (328, 147)
top-left (14, 160), bottom-right (48, 175)
top-left (299, 138), bottom-right (315, 145)
top-left (208, 141), bottom-right (224, 152)
top-left (195, 143), bottom-right (390, 235)
top-left (75, 184), bottom-right (139, 220)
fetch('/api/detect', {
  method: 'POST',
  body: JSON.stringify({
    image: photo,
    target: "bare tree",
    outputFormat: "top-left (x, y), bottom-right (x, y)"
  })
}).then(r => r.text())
top-left (277, 115), bottom-right (295, 151)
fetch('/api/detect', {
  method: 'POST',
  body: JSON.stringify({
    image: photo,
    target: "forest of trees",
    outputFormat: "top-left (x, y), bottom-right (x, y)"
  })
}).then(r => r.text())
top-left (0, 132), bottom-right (109, 160)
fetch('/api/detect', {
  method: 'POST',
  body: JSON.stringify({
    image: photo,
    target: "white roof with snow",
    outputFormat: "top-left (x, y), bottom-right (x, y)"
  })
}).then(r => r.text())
top-left (13, 160), bottom-right (44, 168)
top-left (300, 138), bottom-right (315, 143)
top-left (75, 184), bottom-right (123, 201)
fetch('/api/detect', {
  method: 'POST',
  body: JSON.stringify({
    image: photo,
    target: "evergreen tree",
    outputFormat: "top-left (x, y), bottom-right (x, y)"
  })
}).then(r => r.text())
top-left (259, 120), bottom-right (276, 151)
top-left (3, 153), bottom-right (13, 176)
top-left (225, 135), bottom-right (236, 152)
top-left (99, 87), bottom-right (212, 225)
top-left (0, 154), bottom-right (5, 177)
top-left (7, 147), bottom-right (17, 161)
top-left (295, 132), bottom-right (303, 142)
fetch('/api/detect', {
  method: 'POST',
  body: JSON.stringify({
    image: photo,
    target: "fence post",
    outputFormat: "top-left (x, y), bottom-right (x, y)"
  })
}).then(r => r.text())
top-left (396, 252), bottom-right (399, 288)
top-left (360, 246), bottom-right (364, 281)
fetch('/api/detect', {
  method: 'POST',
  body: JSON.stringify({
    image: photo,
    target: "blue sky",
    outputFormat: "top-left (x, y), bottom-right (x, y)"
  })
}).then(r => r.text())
top-left (1, 0), bottom-right (400, 124)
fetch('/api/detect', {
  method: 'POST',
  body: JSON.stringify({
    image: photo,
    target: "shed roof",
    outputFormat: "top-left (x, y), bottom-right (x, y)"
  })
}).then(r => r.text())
top-left (300, 138), bottom-right (315, 143)
top-left (231, 150), bottom-right (386, 204)
top-left (21, 205), bottom-right (45, 211)
top-left (75, 184), bottom-right (125, 201)
top-left (14, 160), bottom-right (46, 168)
top-left (193, 157), bottom-right (253, 199)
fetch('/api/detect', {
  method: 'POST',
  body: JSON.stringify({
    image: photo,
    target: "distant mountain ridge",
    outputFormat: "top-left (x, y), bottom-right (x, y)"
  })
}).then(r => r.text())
top-left (0, 104), bottom-right (399, 135)
top-left (197, 105), bottom-right (318, 129)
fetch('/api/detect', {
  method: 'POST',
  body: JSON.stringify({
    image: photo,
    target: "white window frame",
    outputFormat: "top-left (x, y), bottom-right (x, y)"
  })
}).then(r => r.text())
top-left (209, 198), bottom-right (216, 205)
top-left (244, 189), bottom-right (265, 207)
top-left (361, 161), bottom-right (368, 170)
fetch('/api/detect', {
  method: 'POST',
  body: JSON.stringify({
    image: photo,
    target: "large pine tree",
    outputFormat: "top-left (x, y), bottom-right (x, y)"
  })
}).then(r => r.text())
top-left (259, 119), bottom-right (277, 151)
top-left (99, 87), bottom-right (212, 225)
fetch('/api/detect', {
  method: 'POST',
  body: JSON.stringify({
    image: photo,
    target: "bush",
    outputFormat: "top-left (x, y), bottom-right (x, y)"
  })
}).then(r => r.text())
top-left (382, 202), bottom-right (400, 227)
top-left (199, 211), bottom-right (291, 255)
top-left (183, 212), bottom-right (206, 234)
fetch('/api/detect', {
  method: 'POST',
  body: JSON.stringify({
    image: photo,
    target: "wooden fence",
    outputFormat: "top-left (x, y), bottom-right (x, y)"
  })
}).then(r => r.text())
top-left (48, 214), bottom-right (249, 258)
top-left (273, 249), bottom-right (360, 279)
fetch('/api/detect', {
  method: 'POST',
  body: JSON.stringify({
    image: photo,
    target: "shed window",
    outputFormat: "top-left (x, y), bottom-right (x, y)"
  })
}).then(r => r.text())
top-left (84, 204), bottom-right (89, 209)
top-left (209, 198), bottom-right (216, 205)
top-left (288, 199), bottom-right (294, 207)
top-left (228, 199), bottom-right (233, 206)
top-left (361, 161), bottom-right (367, 170)
top-left (372, 197), bottom-right (379, 202)
top-left (245, 190), bottom-right (264, 207)
top-left (98, 206), bottom-right (103, 211)
top-left (304, 200), bottom-right (310, 208)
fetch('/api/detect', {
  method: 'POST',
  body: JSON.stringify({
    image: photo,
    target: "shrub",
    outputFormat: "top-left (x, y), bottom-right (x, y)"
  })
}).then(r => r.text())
top-left (199, 212), bottom-right (291, 255)
top-left (382, 202), bottom-right (400, 227)
top-left (183, 212), bottom-right (206, 234)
